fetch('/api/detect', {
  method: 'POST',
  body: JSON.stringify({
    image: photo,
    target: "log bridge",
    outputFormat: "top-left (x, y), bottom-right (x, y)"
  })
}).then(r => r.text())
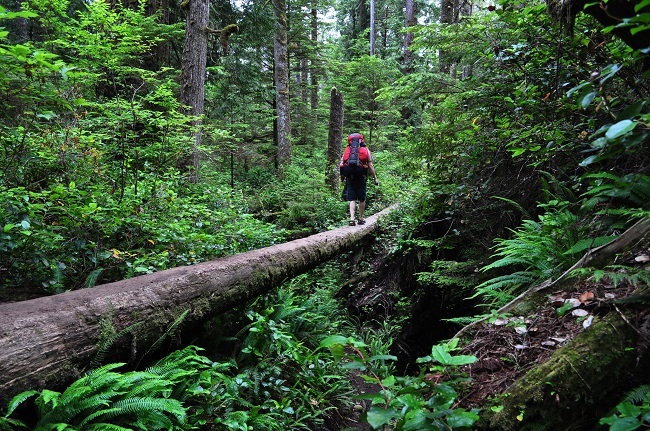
top-left (0, 206), bottom-right (395, 404)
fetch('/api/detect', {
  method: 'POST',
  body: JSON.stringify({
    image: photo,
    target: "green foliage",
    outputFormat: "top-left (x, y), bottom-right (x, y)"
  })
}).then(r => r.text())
top-left (0, 182), bottom-right (285, 292)
top-left (581, 173), bottom-right (650, 224)
top-left (473, 199), bottom-right (617, 307)
top-left (321, 336), bottom-right (479, 430)
top-left (0, 357), bottom-right (195, 430)
top-left (0, 286), bottom-right (356, 431)
top-left (570, 265), bottom-right (650, 290)
top-left (599, 385), bottom-right (650, 431)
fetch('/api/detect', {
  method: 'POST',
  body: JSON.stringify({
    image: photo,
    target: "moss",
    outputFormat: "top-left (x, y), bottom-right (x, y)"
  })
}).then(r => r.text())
top-left (480, 312), bottom-right (640, 431)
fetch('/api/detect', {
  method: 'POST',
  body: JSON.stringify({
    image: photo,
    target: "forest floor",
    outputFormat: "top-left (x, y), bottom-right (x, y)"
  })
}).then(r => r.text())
top-left (456, 276), bottom-right (639, 408)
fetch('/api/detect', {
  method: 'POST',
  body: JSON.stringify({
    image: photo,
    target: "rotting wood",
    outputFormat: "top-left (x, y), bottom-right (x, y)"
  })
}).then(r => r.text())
top-left (0, 205), bottom-right (397, 404)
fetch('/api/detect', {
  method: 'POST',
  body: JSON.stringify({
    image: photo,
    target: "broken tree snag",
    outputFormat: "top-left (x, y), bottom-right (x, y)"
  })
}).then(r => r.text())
top-left (0, 206), bottom-right (396, 404)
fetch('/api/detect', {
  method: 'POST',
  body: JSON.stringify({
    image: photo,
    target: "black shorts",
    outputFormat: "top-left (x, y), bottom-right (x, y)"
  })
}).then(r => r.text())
top-left (346, 177), bottom-right (367, 201)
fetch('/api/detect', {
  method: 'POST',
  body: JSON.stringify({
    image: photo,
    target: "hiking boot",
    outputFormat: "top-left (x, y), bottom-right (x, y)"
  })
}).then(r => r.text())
top-left (357, 219), bottom-right (366, 225)
top-left (349, 220), bottom-right (356, 226)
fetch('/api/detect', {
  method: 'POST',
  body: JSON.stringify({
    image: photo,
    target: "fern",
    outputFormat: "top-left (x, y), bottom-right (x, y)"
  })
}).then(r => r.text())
top-left (91, 314), bottom-right (144, 370)
top-left (138, 309), bottom-right (190, 365)
top-left (582, 173), bottom-right (650, 211)
top-left (624, 385), bottom-right (650, 405)
top-left (491, 195), bottom-right (531, 218)
top-left (600, 385), bottom-right (650, 430)
top-left (85, 268), bottom-right (103, 288)
top-left (85, 424), bottom-right (133, 431)
top-left (81, 397), bottom-right (185, 427)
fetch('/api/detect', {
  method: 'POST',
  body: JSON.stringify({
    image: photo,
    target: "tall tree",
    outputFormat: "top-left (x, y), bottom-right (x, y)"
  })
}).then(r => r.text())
top-left (326, 87), bottom-right (344, 191)
top-left (402, 0), bottom-right (417, 70)
top-left (309, 5), bottom-right (319, 112)
top-left (370, 0), bottom-right (376, 55)
top-left (179, 0), bottom-right (209, 183)
top-left (272, 0), bottom-right (292, 175)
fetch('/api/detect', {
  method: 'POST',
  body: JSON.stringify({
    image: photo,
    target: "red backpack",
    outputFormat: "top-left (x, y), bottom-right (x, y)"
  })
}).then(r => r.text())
top-left (340, 133), bottom-right (369, 179)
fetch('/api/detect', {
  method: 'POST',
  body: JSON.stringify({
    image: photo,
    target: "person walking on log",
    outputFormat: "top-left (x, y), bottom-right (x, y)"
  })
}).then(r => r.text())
top-left (340, 132), bottom-right (378, 226)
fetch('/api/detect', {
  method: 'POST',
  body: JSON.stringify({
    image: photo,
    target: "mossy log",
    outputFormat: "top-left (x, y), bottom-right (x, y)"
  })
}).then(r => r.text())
top-left (0, 206), bottom-right (395, 404)
top-left (479, 311), bottom-right (647, 430)
top-left (466, 217), bottom-right (650, 430)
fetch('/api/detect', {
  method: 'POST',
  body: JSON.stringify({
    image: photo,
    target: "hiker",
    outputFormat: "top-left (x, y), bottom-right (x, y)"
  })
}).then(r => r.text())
top-left (340, 132), bottom-right (378, 226)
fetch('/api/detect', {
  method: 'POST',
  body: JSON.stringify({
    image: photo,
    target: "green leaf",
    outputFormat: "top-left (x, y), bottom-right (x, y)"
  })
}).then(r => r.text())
top-left (581, 91), bottom-right (597, 109)
top-left (510, 147), bottom-right (526, 157)
top-left (606, 120), bottom-right (636, 140)
top-left (396, 393), bottom-right (422, 409)
top-left (446, 410), bottom-right (480, 427)
top-left (3, 223), bottom-right (15, 233)
top-left (609, 417), bottom-right (643, 431)
top-left (635, 0), bottom-right (650, 12)
top-left (366, 406), bottom-right (396, 428)
top-left (319, 335), bottom-right (350, 348)
top-left (430, 345), bottom-right (453, 364)
top-left (617, 401), bottom-right (641, 417)
top-left (368, 354), bottom-right (398, 362)
top-left (579, 155), bottom-right (599, 167)
top-left (616, 101), bottom-right (644, 121)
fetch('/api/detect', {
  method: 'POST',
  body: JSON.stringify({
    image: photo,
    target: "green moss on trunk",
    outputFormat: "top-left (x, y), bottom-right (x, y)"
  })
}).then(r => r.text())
top-left (479, 312), bottom-right (641, 431)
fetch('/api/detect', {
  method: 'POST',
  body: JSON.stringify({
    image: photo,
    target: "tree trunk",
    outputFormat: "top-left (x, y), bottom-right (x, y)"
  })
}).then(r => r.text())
top-left (179, 0), bottom-right (209, 183)
top-left (310, 6), bottom-right (319, 112)
top-left (272, 0), bottom-right (291, 176)
top-left (478, 311), bottom-right (648, 431)
top-left (0, 207), bottom-right (396, 404)
top-left (326, 87), bottom-right (344, 192)
top-left (402, 0), bottom-right (416, 70)
top-left (369, 0), bottom-right (375, 55)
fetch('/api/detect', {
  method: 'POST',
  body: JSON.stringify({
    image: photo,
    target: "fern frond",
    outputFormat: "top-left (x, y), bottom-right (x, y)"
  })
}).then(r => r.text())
top-left (81, 397), bottom-right (186, 427)
top-left (85, 268), bottom-right (103, 288)
top-left (491, 195), bottom-right (531, 218)
top-left (0, 416), bottom-right (28, 430)
top-left (122, 376), bottom-right (174, 399)
top-left (4, 390), bottom-right (39, 417)
top-left (563, 235), bottom-right (617, 256)
top-left (92, 321), bottom-right (143, 370)
top-left (474, 272), bottom-right (537, 293)
top-left (624, 385), bottom-right (650, 404)
top-left (443, 315), bottom-right (483, 326)
top-left (138, 309), bottom-right (190, 365)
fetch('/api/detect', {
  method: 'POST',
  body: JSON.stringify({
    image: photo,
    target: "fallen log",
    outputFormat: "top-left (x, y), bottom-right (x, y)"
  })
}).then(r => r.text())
top-left (0, 206), bottom-right (396, 404)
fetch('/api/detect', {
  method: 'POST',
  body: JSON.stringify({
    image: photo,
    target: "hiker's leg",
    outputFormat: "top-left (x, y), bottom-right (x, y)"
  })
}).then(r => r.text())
top-left (358, 200), bottom-right (366, 220)
top-left (349, 200), bottom-right (356, 221)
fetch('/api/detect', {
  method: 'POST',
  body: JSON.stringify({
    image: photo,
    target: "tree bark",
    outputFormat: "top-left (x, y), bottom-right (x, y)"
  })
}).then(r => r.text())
top-left (369, 0), bottom-right (375, 55)
top-left (0, 206), bottom-right (395, 404)
top-left (179, 0), bottom-right (209, 183)
top-left (272, 0), bottom-right (292, 176)
top-left (402, 0), bottom-right (417, 70)
top-left (310, 6), bottom-right (319, 112)
top-left (326, 87), bottom-right (344, 192)
top-left (454, 218), bottom-right (650, 430)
